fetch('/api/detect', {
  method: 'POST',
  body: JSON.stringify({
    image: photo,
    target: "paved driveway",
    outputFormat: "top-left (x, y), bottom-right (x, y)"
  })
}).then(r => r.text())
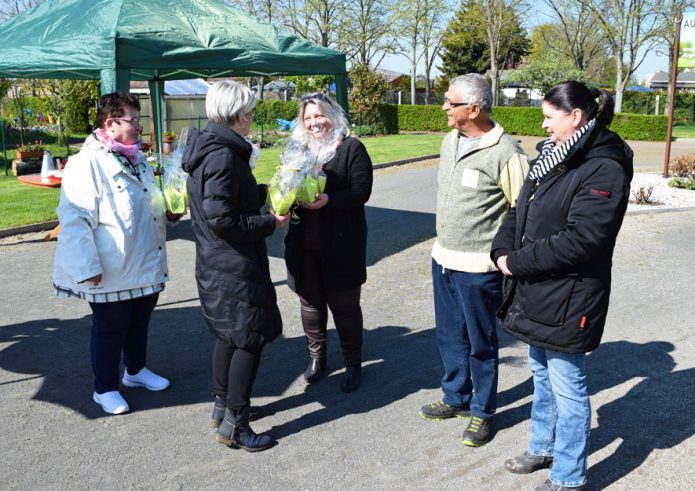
top-left (1, 162), bottom-right (694, 490)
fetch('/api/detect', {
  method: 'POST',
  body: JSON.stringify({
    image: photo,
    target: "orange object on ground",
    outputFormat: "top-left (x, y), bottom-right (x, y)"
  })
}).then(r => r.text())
top-left (18, 174), bottom-right (62, 188)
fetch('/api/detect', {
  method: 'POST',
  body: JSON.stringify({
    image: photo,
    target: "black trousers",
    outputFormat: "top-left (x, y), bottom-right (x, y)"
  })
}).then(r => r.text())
top-left (88, 293), bottom-right (159, 394)
top-left (211, 339), bottom-right (263, 411)
top-left (298, 249), bottom-right (363, 366)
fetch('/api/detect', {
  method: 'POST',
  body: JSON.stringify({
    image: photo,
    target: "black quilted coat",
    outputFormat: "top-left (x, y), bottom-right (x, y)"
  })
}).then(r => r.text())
top-left (182, 122), bottom-right (282, 349)
top-left (491, 125), bottom-right (633, 354)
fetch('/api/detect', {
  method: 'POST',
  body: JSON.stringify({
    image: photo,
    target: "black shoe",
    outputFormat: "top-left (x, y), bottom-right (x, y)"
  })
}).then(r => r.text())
top-left (304, 358), bottom-right (326, 384)
top-left (340, 365), bottom-right (361, 393)
top-left (505, 451), bottom-right (553, 474)
top-left (419, 400), bottom-right (471, 421)
top-left (211, 394), bottom-right (225, 429)
top-left (462, 416), bottom-right (493, 447)
top-left (214, 407), bottom-right (275, 452)
top-left (534, 479), bottom-right (586, 491)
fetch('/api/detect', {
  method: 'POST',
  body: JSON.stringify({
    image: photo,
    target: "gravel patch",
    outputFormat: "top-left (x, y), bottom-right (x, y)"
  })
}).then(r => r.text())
top-left (628, 172), bottom-right (695, 212)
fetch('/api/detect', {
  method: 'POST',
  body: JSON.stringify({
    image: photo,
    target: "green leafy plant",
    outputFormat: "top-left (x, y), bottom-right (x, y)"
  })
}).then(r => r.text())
top-left (351, 125), bottom-right (374, 137)
top-left (348, 63), bottom-right (389, 126)
top-left (668, 177), bottom-right (695, 190)
top-left (17, 140), bottom-right (45, 152)
top-left (162, 130), bottom-right (176, 139)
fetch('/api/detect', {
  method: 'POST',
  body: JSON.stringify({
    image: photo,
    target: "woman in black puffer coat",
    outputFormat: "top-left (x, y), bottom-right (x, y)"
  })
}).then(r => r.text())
top-left (182, 80), bottom-right (287, 452)
top-left (491, 81), bottom-right (633, 491)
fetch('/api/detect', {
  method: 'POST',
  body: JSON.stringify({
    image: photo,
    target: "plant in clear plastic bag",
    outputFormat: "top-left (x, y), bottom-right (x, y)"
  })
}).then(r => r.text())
top-left (268, 129), bottom-right (340, 213)
top-left (161, 128), bottom-right (189, 214)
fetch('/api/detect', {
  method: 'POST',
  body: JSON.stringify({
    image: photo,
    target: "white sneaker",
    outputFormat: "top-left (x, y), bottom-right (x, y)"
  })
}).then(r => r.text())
top-left (93, 391), bottom-right (129, 415)
top-left (122, 367), bottom-right (170, 391)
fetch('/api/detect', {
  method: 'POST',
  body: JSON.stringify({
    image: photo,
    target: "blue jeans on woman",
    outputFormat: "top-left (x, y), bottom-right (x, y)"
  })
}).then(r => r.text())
top-left (528, 345), bottom-right (590, 488)
top-left (432, 259), bottom-right (502, 420)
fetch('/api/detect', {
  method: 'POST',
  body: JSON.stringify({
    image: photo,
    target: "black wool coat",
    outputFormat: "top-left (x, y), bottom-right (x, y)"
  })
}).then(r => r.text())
top-left (284, 136), bottom-right (373, 293)
top-left (182, 121), bottom-right (282, 349)
top-left (491, 125), bottom-right (633, 354)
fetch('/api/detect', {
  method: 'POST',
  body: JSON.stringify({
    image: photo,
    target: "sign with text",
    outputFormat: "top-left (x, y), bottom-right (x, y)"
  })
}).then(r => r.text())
top-left (679, 12), bottom-right (695, 67)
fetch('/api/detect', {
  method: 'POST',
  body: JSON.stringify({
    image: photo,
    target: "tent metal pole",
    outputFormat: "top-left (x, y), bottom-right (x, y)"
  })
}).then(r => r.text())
top-left (148, 79), bottom-right (166, 159)
top-left (335, 73), bottom-right (349, 122)
top-left (100, 68), bottom-right (130, 95)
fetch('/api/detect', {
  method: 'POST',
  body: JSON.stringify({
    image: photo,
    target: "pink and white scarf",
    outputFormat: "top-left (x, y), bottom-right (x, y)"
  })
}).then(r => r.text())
top-left (93, 128), bottom-right (141, 163)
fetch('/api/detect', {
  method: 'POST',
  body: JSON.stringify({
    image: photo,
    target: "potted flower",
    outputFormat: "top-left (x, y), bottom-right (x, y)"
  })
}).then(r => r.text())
top-left (16, 140), bottom-right (45, 161)
top-left (162, 131), bottom-right (175, 155)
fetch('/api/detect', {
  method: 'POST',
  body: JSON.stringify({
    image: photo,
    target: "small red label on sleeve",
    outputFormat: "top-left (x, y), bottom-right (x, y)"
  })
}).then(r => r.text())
top-left (580, 316), bottom-right (587, 329)
top-left (591, 189), bottom-right (611, 197)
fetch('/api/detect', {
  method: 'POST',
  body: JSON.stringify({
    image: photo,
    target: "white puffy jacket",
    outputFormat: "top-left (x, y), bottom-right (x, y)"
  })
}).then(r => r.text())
top-left (52, 136), bottom-right (169, 295)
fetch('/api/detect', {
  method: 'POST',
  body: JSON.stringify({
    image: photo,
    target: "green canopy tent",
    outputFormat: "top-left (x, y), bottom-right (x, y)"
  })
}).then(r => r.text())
top-left (0, 0), bottom-right (348, 152)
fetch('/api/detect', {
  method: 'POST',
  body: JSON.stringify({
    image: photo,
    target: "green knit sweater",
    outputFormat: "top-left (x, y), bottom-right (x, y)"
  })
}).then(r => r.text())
top-left (433, 123), bottom-right (528, 273)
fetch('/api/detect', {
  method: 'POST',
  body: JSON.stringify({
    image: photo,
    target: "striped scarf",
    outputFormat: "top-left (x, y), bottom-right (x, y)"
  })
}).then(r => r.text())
top-left (528, 119), bottom-right (595, 183)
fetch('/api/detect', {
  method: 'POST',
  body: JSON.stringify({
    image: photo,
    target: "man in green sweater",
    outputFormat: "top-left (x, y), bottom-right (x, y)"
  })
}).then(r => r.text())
top-left (420, 74), bottom-right (528, 447)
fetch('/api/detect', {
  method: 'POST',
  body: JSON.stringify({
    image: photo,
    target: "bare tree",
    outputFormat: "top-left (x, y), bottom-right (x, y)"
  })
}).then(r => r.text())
top-left (580, 0), bottom-right (665, 112)
top-left (393, 0), bottom-right (426, 104)
top-left (0, 0), bottom-right (45, 20)
top-left (338, 0), bottom-right (398, 67)
top-left (483, 0), bottom-right (530, 106)
top-left (649, 1), bottom-right (695, 121)
top-left (419, 0), bottom-right (448, 103)
top-left (542, 0), bottom-right (611, 79)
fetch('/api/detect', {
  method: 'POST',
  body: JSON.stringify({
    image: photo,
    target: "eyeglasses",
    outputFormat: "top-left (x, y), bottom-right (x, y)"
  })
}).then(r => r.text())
top-left (300, 93), bottom-right (333, 105)
top-left (110, 117), bottom-right (142, 126)
top-left (444, 98), bottom-right (476, 108)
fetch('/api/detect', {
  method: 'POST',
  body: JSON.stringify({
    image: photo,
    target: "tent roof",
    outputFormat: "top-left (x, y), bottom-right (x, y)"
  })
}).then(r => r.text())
top-left (0, 0), bottom-right (346, 80)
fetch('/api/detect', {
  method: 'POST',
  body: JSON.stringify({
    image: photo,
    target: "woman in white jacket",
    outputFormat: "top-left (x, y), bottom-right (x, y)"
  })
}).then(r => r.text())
top-left (53, 92), bottom-right (180, 415)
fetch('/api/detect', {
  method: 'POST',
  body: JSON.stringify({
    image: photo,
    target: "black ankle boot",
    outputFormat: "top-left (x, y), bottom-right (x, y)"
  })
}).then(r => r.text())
top-left (304, 358), bottom-right (326, 384)
top-left (214, 407), bottom-right (275, 452)
top-left (211, 394), bottom-right (225, 428)
top-left (341, 365), bottom-right (361, 393)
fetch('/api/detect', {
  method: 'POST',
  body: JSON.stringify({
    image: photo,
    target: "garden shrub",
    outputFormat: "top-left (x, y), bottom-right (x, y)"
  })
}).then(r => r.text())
top-left (669, 153), bottom-right (695, 177)
top-left (382, 104), bottom-right (667, 141)
top-left (610, 113), bottom-right (667, 141)
top-left (255, 100), bottom-right (299, 126)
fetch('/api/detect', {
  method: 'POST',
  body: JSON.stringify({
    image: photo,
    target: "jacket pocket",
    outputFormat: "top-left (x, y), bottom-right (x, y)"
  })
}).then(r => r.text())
top-left (517, 274), bottom-right (577, 326)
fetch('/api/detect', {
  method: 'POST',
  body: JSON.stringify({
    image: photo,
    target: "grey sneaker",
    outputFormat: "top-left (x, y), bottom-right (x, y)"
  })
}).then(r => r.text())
top-left (462, 416), bottom-right (493, 447)
top-left (419, 400), bottom-right (471, 421)
top-left (534, 479), bottom-right (586, 491)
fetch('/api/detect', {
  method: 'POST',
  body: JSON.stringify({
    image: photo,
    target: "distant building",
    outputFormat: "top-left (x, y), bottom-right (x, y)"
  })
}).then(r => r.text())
top-left (646, 70), bottom-right (695, 91)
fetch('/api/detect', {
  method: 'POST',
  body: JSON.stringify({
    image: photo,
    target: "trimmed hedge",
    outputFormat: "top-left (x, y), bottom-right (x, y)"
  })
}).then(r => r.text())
top-left (255, 99), bottom-right (299, 125)
top-left (243, 99), bottom-right (669, 141)
top-left (384, 104), bottom-right (667, 141)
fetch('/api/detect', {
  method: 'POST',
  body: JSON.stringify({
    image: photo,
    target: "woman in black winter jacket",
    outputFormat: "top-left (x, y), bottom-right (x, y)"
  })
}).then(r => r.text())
top-left (491, 81), bottom-right (633, 491)
top-left (182, 80), bottom-right (288, 452)
top-left (283, 93), bottom-right (373, 393)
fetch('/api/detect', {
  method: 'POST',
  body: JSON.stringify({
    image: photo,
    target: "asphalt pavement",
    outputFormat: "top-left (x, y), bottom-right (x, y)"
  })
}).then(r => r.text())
top-left (1, 161), bottom-right (695, 490)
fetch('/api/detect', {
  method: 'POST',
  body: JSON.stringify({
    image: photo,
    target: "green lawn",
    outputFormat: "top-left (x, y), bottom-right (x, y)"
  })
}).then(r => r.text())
top-left (0, 177), bottom-right (61, 229)
top-left (673, 123), bottom-right (695, 139)
top-left (1, 133), bottom-right (446, 229)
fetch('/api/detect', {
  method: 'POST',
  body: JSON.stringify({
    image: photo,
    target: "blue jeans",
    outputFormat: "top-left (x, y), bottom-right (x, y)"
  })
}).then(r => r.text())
top-left (432, 259), bottom-right (502, 419)
top-left (528, 345), bottom-right (590, 488)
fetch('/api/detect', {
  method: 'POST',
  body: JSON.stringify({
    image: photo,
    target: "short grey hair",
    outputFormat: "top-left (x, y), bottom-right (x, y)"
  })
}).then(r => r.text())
top-left (291, 93), bottom-right (350, 141)
top-left (206, 80), bottom-right (256, 126)
top-left (449, 74), bottom-right (493, 115)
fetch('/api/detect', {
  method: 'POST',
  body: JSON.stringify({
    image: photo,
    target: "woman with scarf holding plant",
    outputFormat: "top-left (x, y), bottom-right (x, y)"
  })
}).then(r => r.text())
top-left (491, 81), bottom-right (633, 491)
top-left (283, 93), bottom-right (373, 393)
top-left (53, 92), bottom-right (180, 415)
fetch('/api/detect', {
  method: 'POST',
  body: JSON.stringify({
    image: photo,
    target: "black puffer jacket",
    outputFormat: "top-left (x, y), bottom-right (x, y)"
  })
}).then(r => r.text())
top-left (491, 125), bottom-right (633, 354)
top-left (182, 122), bottom-right (282, 349)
